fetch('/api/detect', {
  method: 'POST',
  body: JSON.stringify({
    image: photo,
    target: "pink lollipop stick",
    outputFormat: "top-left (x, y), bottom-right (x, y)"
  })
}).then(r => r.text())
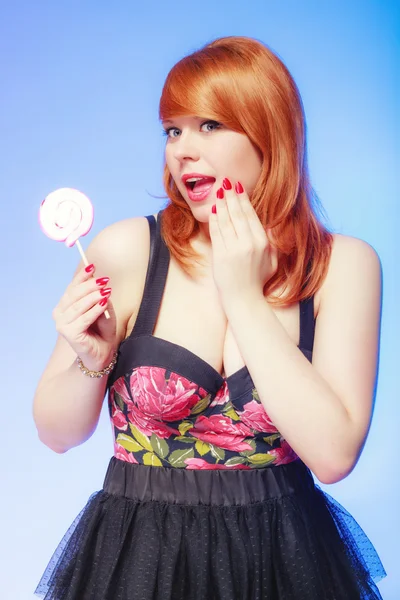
top-left (39, 187), bottom-right (110, 319)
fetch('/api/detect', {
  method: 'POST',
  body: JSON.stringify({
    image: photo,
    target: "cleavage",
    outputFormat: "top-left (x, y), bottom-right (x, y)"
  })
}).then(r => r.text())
top-left (152, 256), bottom-right (230, 378)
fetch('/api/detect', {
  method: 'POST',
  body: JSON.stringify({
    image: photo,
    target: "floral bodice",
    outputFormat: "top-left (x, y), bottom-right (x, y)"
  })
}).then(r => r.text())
top-left (108, 365), bottom-right (299, 470)
top-left (106, 211), bottom-right (315, 471)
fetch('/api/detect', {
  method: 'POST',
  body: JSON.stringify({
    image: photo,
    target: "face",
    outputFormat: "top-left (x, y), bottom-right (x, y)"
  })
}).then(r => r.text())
top-left (163, 115), bottom-right (263, 233)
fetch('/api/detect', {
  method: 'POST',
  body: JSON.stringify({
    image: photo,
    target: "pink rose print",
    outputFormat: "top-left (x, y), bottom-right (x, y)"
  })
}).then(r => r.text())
top-left (129, 367), bottom-right (203, 421)
top-left (237, 399), bottom-right (279, 433)
top-left (209, 382), bottom-right (229, 407)
top-left (114, 443), bottom-right (139, 464)
top-left (190, 415), bottom-right (254, 451)
top-left (128, 403), bottom-right (179, 439)
top-left (269, 439), bottom-right (298, 465)
top-left (111, 404), bottom-right (128, 431)
top-left (111, 376), bottom-right (134, 410)
top-left (185, 458), bottom-right (251, 470)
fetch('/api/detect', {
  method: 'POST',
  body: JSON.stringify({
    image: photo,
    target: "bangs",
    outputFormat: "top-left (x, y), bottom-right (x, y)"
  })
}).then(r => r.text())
top-left (159, 51), bottom-right (244, 131)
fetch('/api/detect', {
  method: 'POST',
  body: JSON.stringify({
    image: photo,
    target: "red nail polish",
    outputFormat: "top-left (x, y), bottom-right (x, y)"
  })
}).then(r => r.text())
top-left (96, 277), bottom-right (110, 286)
top-left (85, 264), bottom-right (95, 273)
top-left (216, 187), bottom-right (224, 199)
top-left (212, 204), bottom-right (217, 214)
top-left (222, 178), bottom-right (232, 190)
top-left (100, 287), bottom-right (112, 296)
top-left (99, 297), bottom-right (108, 306)
top-left (235, 181), bottom-right (244, 194)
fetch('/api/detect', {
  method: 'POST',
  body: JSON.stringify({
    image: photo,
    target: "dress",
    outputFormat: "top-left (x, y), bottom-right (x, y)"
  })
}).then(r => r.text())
top-left (35, 210), bottom-right (386, 600)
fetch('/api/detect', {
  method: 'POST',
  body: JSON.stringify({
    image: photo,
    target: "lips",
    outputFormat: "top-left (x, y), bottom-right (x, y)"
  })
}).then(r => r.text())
top-left (181, 173), bottom-right (216, 202)
top-left (182, 173), bottom-right (216, 188)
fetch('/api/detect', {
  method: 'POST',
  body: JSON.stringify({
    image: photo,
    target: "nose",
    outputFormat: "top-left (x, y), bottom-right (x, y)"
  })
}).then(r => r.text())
top-left (172, 131), bottom-right (201, 162)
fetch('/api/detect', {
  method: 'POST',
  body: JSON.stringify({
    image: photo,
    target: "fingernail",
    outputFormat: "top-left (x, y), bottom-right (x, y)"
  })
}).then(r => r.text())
top-left (222, 178), bottom-right (232, 190)
top-left (98, 297), bottom-right (108, 306)
top-left (85, 264), bottom-right (95, 273)
top-left (100, 287), bottom-right (112, 296)
top-left (216, 187), bottom-right (224, 199)
top-left (235, 181), bottom-right (244, 194)
top-left (212, 204), bottom-right (217, 214)
top-left (96, 277), bottom-right (110, 286)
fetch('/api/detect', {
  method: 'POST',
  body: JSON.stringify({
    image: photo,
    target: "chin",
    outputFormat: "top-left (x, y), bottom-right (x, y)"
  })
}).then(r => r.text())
top-left (188, 203), bottom-right (213, 222)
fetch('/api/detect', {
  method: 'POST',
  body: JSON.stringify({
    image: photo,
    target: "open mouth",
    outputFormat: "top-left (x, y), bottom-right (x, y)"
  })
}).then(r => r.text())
top-left (185, 177), bottom-right (216, 191)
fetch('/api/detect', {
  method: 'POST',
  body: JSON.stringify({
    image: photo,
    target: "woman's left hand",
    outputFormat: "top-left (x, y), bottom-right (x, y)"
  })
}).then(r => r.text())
top-left (208, 178), bottom-right (278, 305)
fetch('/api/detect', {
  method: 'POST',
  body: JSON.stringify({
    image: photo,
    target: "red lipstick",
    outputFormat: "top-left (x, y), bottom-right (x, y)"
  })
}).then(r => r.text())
top-left (181, 173), bottom-right (216, 203)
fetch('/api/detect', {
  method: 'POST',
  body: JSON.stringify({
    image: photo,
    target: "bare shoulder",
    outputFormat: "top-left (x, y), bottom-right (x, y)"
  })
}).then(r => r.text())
top-left (90, 214), bottom-right (156, 268)
top-left (320, 233), bottom-right (382, 305)
top-left (84, 214), bottom-right (158, 341)
top-left (329, 232), bottom-right (381, 265)
top-left (87, 213), bottom-right (159, 277)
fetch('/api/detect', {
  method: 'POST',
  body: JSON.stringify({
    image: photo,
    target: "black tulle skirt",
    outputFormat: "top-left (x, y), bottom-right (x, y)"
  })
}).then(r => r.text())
top-left (35, 457), bottom-right (386, 600)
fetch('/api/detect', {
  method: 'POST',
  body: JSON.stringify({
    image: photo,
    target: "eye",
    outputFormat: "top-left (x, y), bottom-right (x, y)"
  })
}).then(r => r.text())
top-left (162, 127), bottom-right (181, 138)
top-left (200, 120), bottom-right (221, 132)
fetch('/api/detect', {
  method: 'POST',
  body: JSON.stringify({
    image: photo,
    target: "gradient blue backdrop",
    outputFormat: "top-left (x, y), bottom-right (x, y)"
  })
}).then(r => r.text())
top-left (0, 1), bottom-right (398, 598)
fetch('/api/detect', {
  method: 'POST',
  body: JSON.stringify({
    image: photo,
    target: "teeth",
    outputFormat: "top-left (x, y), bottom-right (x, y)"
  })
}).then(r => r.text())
top-left (186, 177), bottom-right (203, 183)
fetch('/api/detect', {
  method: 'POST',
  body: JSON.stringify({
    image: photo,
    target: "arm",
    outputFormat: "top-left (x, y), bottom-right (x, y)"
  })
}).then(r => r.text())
top-left (223, 235), bottom-right (382, 484)
top-left (33, 216), bottom-right (151, 453)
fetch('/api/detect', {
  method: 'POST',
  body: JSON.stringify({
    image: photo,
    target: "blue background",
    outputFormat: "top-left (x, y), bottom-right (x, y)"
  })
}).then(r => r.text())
top-left (0, 1), bottom-right (398, 598)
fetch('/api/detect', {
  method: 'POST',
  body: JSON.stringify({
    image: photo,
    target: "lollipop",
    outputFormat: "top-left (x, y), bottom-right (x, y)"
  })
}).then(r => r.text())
top-left (39, 187), bottom-right (110, 319)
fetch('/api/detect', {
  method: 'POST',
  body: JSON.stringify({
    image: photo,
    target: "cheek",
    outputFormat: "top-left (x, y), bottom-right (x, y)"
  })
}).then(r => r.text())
top-left (165, 146), bottom-right (174, 173)
top-left (166, 165), bottom-right (189, 203)
top-left (230, 143), bottom-right (262, 191)
top-left (165, 149), bottom-right (181, 187)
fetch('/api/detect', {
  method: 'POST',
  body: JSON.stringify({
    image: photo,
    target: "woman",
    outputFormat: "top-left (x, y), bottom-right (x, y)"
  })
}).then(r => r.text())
top-left (34, 36), bottom-right (386, 599)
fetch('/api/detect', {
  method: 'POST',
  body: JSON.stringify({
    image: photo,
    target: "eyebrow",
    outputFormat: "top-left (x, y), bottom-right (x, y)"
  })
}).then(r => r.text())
top-left (161, 116), bottom-right (202, 125)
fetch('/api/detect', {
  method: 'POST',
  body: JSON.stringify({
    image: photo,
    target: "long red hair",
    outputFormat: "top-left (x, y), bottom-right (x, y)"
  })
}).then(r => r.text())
top-left (158, 36), bottom-right (333, 306)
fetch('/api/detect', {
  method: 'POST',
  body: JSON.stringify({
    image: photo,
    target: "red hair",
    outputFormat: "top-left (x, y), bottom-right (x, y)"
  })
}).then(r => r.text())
top-left (159, 36), bottom-right (333, 306)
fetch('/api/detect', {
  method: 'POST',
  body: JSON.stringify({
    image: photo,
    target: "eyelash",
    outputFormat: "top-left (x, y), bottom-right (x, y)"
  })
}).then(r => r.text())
top-left (162, 120), bottom-right (222, 138)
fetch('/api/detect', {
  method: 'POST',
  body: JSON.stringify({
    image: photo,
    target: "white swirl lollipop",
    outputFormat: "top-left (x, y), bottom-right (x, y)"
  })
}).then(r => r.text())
top-left (39, 187), bottom-right (93, 247)
top-left (39, 187), bottom-right (110, 319)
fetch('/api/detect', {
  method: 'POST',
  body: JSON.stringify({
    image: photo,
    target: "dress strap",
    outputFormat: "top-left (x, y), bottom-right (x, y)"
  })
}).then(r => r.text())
top-left (298, 257), bottom-right (316, 354)
top-left (299, 296), bottom-right (316, 353)
top-left (128, 210), bottom-right (170, 338)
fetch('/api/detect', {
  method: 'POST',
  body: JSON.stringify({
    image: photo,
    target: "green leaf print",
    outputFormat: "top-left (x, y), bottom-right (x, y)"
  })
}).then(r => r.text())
top-left (173, 436), bottom-right (195, 443)
top-left (247, 453), bottom-right (276, 467)
top-left (224, 407), bottom-right (241, 421)
top-left (252, 388), bottom-right (260, 402)
top-left (209, 444), bottom-right (225, 461)
top-left (195, 440), bottom-right (210, 456)
top-left (263, 434), bottom-right (281, 446)
top-left (222, 400), bottom-right (234, 411)
top-left (239, 438), bottom-right (256, 457)
top-left (150, 434), bottom-right (169, 458)
top-left (224, 457), bottom-right (247, 467)
top-left (116, 434), bottom-right (144, 453)
top-left (114, 391), bottom-right (125, 411)
top-left (129, 424), bottom-right (153, 452)
top-left (168, 448), bottom-right (195, 468)
top-left (191, 393), bottom-right (211, 415)
top-left (178, 421), bottom-right (194, 435)
top-left (143, 452), bottom-right (163, 466)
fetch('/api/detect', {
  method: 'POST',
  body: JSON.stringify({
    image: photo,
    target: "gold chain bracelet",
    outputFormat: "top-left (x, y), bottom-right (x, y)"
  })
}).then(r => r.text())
top-left (76, 350), bottom-right (118, 378)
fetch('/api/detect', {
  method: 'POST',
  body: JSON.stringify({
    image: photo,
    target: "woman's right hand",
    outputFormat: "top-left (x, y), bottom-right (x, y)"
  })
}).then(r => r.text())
top-left (52, 264), bottom-right (118, 371)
